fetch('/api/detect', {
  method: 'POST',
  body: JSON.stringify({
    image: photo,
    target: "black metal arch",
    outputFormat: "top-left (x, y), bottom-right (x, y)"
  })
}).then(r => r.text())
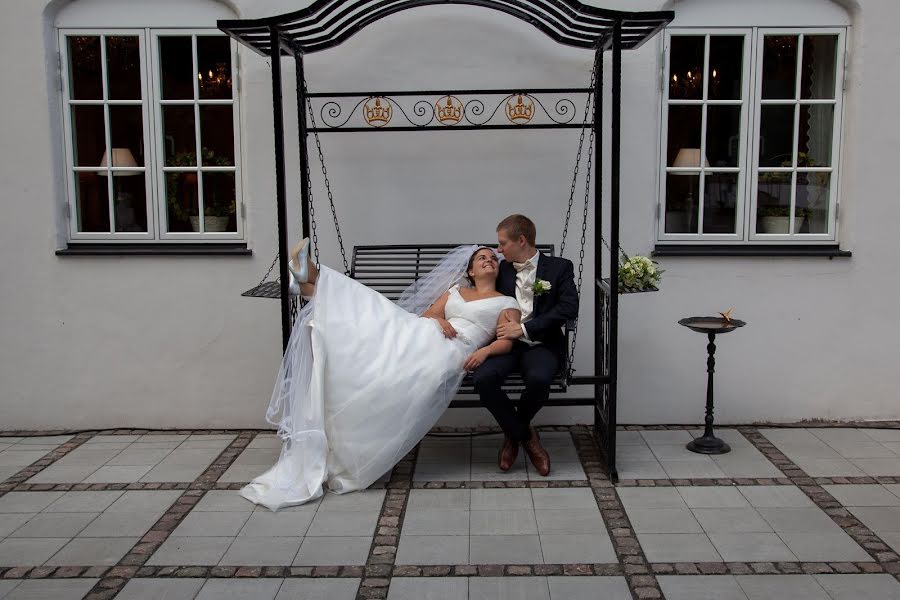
top-left (219, 1), bottom-right (672, 480)
top-left (219, 0), bottom-right (672, 55)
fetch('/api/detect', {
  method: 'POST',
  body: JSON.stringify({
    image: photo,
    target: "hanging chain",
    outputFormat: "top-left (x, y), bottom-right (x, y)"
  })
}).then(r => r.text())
top-left (303, 77), bottom-right (350, 276)
top-left (568, 84), bottom-right (596, 373)
top-left (560, 60), bottom-right (598, 258)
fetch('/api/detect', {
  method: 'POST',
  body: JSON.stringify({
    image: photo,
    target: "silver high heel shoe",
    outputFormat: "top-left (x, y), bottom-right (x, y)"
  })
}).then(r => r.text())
top-left (287, 238), bottom-right (311, 287)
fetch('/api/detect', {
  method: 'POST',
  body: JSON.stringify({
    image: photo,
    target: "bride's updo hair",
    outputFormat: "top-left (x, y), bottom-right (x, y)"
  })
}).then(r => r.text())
top-left (464, 247), bottom-right (496, 286)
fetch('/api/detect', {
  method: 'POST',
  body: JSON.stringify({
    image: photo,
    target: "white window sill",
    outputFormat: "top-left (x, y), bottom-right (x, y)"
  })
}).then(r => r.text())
top-left (652, 244), bottom-right (851, 258)
top-left (56, 243), bottom-right (251, 256)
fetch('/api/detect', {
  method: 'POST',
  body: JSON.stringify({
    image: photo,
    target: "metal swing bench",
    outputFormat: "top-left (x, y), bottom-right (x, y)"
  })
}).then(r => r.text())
top-left (219, 0), bottom-right (672, 480)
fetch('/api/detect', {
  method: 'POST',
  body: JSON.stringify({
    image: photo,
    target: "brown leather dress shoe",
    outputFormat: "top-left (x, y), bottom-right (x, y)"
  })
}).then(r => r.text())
top-left (523, 427), bottom-right (551, 476)
top-left (499, 436), bottom-right (519, 471)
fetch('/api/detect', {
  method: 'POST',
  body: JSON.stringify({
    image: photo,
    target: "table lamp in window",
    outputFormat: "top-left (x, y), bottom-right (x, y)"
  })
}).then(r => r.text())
top-left (98, 148), bottom-right (139, 231)
top-left (672, 147), bottom-right (709, 233)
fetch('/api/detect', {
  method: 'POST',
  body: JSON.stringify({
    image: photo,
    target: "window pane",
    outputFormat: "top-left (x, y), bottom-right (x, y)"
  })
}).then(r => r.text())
top-left (106, 36), bottom-right (141, 100)
top-left (112, 172), bottom-right (147, 232)
top-left (67, 36), bottom-right (102, 100)
top-left (762, 36), bottom-right (798, 99)
top-left (756, 172), bottom-right (793, 233)
top-left (665, 173), bottom-right (700, 234)
top-left (667, 106), bottom-right (702, 166)
top-left (159, 36), bottom-right (194, 100)
top-left (759, 105), bottom-right (795, 167)
top-left (199, 106), bottom-right (234, 166)
top-left (706, 106), bottom-right (741, 167)
top-left (669, 36), bottom-right (705, 100)
top-left (801, 35), bottom-right (838, 99)
top-left (197, 36), bottom-right (232, 100)
top-left (201, 172), bottom-right (237, 232)
top-left (165, 172), bottom-right (199, 232)
top-left (109, 106), bottom-right (144, 167)
top-left (162, 106), bottom-right (196, 167)
top-left (708, 36), bottom-right (743, 100)
top-left (796, 172), bottom-right (831, 234)
top-left (71, 105), bottom-right (106, 167)
top-left (703, 173), bottom-right (739, 234)
top-left (797, 104), bottom-right (834, 166)
top-left (74, 172), bottom-right (110, 232)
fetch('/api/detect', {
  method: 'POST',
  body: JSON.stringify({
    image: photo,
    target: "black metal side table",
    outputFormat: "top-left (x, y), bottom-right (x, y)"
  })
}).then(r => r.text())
top-left (678, 316), bottom-right (746, 455)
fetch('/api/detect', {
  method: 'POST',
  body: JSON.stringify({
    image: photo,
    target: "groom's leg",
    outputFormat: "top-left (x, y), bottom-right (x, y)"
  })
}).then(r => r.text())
top-left (473, 351), bottom-right (529, 442)
top-left (517, 345), bottom-right (560, 425)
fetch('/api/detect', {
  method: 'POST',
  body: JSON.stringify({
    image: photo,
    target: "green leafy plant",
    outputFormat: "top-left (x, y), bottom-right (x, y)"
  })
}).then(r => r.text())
top-left (165, 147), bottom-right (234, 222)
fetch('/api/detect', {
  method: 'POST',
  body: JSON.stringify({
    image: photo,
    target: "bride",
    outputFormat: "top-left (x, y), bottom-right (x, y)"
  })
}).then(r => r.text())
top-left (240, 241), bottom-right (521, 511)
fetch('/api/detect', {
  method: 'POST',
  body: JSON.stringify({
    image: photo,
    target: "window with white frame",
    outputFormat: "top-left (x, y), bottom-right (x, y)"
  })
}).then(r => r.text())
top-left (659, 28), bottom-right (845, 243)
top-left (59, 29), bottom-right (242, 242)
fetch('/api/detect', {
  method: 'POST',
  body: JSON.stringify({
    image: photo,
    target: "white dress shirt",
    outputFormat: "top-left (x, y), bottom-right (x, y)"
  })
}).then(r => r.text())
top-left (513, 251), bottom-right (540, 344)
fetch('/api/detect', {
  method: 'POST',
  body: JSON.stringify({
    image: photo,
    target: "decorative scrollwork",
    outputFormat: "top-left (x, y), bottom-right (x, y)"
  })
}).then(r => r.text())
top-left (312, 91), bottom-right (589, 129)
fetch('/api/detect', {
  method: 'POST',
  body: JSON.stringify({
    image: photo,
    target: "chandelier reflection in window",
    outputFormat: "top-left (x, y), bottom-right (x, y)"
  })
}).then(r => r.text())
top-left (670, 66), bottom-right (721, 98)
top-left (198, 62), bottom-right (231, 95)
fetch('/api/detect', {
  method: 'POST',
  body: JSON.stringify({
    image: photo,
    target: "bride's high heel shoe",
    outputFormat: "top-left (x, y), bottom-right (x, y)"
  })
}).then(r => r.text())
top-left (288, 238), bottom-right (311, 284)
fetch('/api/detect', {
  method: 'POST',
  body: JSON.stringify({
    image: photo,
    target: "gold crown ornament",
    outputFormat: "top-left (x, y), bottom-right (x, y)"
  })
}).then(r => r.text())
top-left (436, 95), bottom-right (463, 125)
top-left (364, 96), bottom-right (393, 127)
top-left (506, 94), bottom-right (534, 125)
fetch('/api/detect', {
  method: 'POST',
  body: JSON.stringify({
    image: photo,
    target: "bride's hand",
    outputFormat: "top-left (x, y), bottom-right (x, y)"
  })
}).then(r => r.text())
top-left (432, 318), bottom-right (457, 338)
top-left (463, 348), bottom-right (491, 372)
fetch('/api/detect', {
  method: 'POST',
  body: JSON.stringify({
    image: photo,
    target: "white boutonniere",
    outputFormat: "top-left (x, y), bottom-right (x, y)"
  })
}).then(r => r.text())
top-left (533, 279), bottom-right (552, 296)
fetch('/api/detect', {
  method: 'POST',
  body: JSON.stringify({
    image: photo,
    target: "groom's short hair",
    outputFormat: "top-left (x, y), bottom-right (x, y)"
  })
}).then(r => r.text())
top-left (497, 214), bottom-right (536, 246)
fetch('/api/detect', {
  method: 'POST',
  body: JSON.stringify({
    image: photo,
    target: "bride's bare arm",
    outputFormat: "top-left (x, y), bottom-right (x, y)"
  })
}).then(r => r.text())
top-left (422, 292), bottom-right (457, 338)
top-left (463, 308), bottom-right (521, 371)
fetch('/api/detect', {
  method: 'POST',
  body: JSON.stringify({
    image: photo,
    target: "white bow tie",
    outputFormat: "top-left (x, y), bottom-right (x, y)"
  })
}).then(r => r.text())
top-left (513, 261), bottom-right (536, 272)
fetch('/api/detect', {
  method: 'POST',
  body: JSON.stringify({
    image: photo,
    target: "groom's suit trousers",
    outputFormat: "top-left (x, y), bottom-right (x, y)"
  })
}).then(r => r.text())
top-left (473, 341), bottom-right (560, 443)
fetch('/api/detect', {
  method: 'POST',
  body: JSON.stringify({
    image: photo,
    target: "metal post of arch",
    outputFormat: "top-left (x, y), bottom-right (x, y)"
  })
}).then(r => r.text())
top-left (223, 1), bottom-right (672, 480)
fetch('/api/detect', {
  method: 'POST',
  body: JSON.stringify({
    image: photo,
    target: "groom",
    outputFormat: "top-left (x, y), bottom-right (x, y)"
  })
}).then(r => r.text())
top-left (473, 214), bottom-right (579, 476)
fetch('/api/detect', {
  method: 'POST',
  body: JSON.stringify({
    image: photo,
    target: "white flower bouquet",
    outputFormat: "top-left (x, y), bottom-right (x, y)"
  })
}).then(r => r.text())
top-left (618, 256), bottom-right (664, 292)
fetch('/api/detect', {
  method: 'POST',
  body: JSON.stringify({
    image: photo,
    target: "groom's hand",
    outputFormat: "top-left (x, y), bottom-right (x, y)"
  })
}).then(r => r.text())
top-left (496, 322), bottom-right (524, 340)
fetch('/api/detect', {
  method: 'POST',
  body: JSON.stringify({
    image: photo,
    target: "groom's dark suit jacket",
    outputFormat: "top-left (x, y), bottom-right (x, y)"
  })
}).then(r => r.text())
top-left (496, 254), bottom-right (580, 362)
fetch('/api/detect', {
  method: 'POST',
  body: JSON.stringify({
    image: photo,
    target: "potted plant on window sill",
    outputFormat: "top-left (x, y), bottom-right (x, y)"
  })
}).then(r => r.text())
top-left (165, 148), bottom-right (235, 232)
top-left (759, 206), bottom-right (811, 234)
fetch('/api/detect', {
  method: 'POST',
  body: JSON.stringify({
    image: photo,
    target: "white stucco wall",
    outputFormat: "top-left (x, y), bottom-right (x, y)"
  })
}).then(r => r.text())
top-left (0, 0), bottom-right (897, 430)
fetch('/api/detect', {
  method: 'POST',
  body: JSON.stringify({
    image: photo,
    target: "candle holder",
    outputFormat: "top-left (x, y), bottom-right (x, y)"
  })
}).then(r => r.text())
top-left (678, 316), bottom-right (746, 455)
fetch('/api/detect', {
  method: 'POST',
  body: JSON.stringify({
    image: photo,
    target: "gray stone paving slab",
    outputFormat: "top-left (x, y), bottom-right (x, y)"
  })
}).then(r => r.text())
top-left (237, 510), bottom-right (316, 537)
top-left (396, 534), bottom-right (469, 565)
top-left (627, 508), bottom-right (704, 533)
top-left (470, 489), bottom-right (532, 511)
top-left (403, 509), bottom-right (469, 536)
top-left (814, 574), bottom-right (900, 600)
top-left (469, 577), bottom-right (550, 600)
top-left (708, 532), bottom-right (797, 562)
top-left (276, 578), bottom-right (361, 600)
top-left (0, 537), bottom-right (70, 566)
top-left (734, 575), bottom-right (829, 600)
top-left (0, 492), bottom-right (64, 513)
top-left (44, 491), bottom-right (123, 513)
top-left (219, 535), bottom-right (302, 566)
top-left (293, 536), bottom-right (372, 565)
top-left (777, 530), bottom-right (872, 562)
top-left (469, 534), bottom-right (543, 564)
top-left (546, 576), bottom-right (632, 600)
top-left (657, 575), bottom-right (748, 600)
top-left (195, 578), bottom-right (283, 600)
top-left (306, 509), bottom-right (378, 536)
top-left (44, 536), bottom-right (139, 565)
top-left (638, 533), bottom-right (722, 563)
top-left (116, 577), bottom-right (206, 600)
top-left (692, 508), bottom-right (772, 533)
top-left (7, 512), bottom-right (97, 538)
top-left (540, 533), bottom-right (617, 563)
top-left (146, 536), bottom-right (233, 565)
top-left (824, 484), bottom-right (900, 506)
top-left (171, 510), bottom-right (251, 537)
top-left (470, 510), bottom-right (538, 535)
top-left (1, 578), bottom-right (98, 600)
top-left (388, 577), bottom-right (468, 600)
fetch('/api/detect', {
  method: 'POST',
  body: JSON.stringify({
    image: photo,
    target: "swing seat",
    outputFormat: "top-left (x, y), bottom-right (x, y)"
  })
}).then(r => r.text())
top-left (351, 244), bottom-right (589, 408)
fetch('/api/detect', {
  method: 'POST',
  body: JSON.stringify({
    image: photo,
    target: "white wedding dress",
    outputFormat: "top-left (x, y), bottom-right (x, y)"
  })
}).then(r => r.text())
top-left (240, 258), bottom-right (518, 511)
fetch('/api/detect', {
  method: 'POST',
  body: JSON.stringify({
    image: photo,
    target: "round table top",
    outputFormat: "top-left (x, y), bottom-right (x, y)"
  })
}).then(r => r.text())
top-left (678, 316), bottom-right (746, 335)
